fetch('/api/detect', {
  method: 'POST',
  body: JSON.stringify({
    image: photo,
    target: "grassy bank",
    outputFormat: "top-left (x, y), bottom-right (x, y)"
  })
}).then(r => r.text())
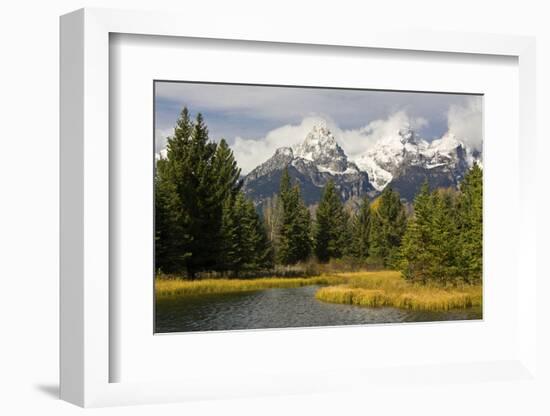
top-left (155, 274), bottom-right (347, 299)
top-left (315, 271), bottom-right (482, 311)
top-left (156, 271), bottom-right (482, 311)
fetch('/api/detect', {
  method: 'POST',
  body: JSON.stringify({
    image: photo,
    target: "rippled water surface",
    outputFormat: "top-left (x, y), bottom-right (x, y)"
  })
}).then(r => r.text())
top-left (155, 286), bottom-right (482, 333)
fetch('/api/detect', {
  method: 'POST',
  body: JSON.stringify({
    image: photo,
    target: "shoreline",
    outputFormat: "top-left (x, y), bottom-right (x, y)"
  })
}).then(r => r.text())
top-left (155, 274), bottom-right (346, 299)
top-left (155, 271), bottom-right (482, 312)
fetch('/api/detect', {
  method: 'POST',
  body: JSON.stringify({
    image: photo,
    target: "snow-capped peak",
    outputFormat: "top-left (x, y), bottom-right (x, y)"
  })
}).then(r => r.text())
top-left (293, 121), bottom-right (349, 172)
top-left (430, 132), bottom-right (460, 152)
top-left (355, 127), bottom-right (480, 191)
top-left (274, 146), bottom-right (294, 158)
top-left (397, 125), bottom-right (418, 144)
top-left (294, 122), bottom-right (338, 158)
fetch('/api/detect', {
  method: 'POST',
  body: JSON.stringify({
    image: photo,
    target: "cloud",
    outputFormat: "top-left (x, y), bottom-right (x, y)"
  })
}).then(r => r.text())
top-left (155, 128), bottom-right (173, 153)
top-left (155, 82), bottom-right (466, 132)
top-left (231, 111), bottom-right (429, 173)
top-left (339, 111), bottom-right (428, 159)
top-left (232, 116), bottom-right (329, 174)
top-left (153, 84), bottom-right (483, 175)
top-left (447, 97), bottom-right (483, 150)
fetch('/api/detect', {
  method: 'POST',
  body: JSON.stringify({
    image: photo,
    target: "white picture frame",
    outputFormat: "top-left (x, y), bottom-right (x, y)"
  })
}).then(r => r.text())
top-left (60, 7), bottom-right (538, 408)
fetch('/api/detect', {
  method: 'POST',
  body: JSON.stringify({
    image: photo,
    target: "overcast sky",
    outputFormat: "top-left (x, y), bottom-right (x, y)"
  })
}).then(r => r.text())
top-left (155, 82), bottom-right (483, 174)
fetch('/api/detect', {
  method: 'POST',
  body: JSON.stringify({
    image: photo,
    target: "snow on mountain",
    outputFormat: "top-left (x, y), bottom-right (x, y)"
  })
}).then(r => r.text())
top-left (243, 121), bottom-right (374, 207)
top-left (293, 121), bottom-right (351, 173)
top-left (243, 119), bottom-right (481, 206)
top-left (356, 126), bottom-right (481, 191)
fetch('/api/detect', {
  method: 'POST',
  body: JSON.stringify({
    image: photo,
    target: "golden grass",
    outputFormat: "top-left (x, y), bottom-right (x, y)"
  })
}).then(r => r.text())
top-left (315, 271), bottom-right (482, 311)
top-left (156, 270), bottom-right (482, 311)
top-left (155, 274), bottom-right (348, 299)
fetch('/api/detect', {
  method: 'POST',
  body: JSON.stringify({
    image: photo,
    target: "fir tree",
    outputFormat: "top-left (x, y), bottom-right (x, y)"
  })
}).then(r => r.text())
top-left (349, 195), bottom-right (372, 261)
top-left (277, 169), bottom-right (312, 264)
top-left (262, 194), bottom-right (283, 249)
top-left (219, 194), bottom-right (242, 273)
top-left (154, 108), bottom-right (195, 273)
top-left (314, 180), bottom-right (350, 262)
top-left (211, 139), bottom-right (242, 201)
top-left (185, 113), bottom-right (220, 275)
top-left (154, 171), bottom-right (193, 274)
top-left (428, 189), bottom-right (460, 284)
top-left (221, 192), bottom-right (274, 276)
top-left (369, 187), bottom-right (407, 267)
top-left (399, 168), bottom-right (481, 286)
top-left (399, 182), bottom-right (435, 283)
top-left (154, 108), bottom-right (244, 277)
top-left (242, 197), bottom-right (274, 270)
top-left (457, 163), bottom-right (483, 283)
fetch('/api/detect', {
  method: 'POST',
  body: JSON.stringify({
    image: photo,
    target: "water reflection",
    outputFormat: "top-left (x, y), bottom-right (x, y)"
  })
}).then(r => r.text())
top-left (155, 286), bottom-right (482, 333)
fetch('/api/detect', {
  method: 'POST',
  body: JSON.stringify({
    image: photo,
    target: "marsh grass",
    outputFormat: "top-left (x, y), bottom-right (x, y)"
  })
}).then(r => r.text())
top-left (156, 270), bottom-right (482, 311)
top-left (315, 271), bottom-right (482, 311)
top-left (155, 274), bottom-right (347, 299)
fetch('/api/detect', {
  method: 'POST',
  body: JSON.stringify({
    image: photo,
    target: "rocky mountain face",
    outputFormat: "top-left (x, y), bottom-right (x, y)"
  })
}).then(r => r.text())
top-left (243, 121), bottom-right (481, 208)
top-left (355, 126), bottom-right (481, 200)
top-left (243, 123), bottom-right (375, 208)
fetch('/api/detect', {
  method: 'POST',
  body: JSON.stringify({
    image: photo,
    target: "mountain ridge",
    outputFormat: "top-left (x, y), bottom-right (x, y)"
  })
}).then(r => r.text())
top-left (242, 121), bottom-right (481, 208)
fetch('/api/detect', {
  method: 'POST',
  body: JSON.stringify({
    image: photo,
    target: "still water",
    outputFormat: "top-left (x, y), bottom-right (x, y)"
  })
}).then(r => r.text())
top-left (155, 286), bottom-right (482, 333)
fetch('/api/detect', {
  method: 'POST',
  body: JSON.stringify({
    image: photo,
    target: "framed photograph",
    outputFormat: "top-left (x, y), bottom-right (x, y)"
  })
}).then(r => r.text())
top-left (60, 8), bottom-right (538, 408)
top-left (153, 81), bottom-right (483, 334)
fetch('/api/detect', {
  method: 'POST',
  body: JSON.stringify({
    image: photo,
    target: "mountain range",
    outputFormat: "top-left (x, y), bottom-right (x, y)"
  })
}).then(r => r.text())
top-left (242, 120), bottom-right (481, 208)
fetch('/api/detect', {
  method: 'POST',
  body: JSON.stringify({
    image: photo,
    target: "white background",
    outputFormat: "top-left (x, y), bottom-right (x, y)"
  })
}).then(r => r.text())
top-left (1, 1), bottom-right (549, 415)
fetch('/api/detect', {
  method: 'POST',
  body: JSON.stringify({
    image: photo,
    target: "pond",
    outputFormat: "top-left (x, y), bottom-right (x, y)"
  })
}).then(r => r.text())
top-left (155, 285), bottom-right (482, 333)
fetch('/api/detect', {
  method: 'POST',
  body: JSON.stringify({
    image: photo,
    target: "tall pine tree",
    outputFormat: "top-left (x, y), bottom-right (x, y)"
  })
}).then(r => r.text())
top-left (314, 180), bottom-right (350, 262)
top-left (399, 167), bottom-right (481, 286)
top-left (457, 163), bottom-right (483, 283)
top-left (349, 195), bottom-right (372, 261)
top-left (277, 169), bottom-right (312, 264)
top-left (155, 108), bottom-right (195, 274)
top-left (399, 181), bottom-right (435, 283)
top-left (155, 108), bottom-right (245, 277)
top-left (220, 192), bottom-right (273, 276)
top-left (369, 187), bottom-right (407, 267)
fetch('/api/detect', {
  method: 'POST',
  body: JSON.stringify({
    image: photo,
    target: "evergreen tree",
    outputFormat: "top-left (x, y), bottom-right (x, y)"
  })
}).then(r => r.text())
top-left (220, 192), bottom-right (273, 276)
top-left (457, 163), bottom-right (483, 283)
top-left (154, 108), bottom-right (244, 277)
top-left (277, 169), bottom-right (312, 264)
top-left (242, 197), bottom-right (274, 270)
top-left (369, 187), bottom-right (406, 267)
top-left (154, 171), bottom-right (193, 274)
top-left (262, 194), bottom-right (283, 249)
top-left (185, 113), bottom-right (220, 275)
top-left (399, 182), bottom-right (435, 283)
top-left (314, 180), bottom-right (350, 262)
top-left (428, 189), bottom-right (460, 284)
top-left (349, 195), bottom-right (372, 261)
top-left (219, 194), bottom-right (242, 273)
top-left (398, 166), bottom-right (481, 286)
top-left (211, 139), bottom-right (242, 201)
top-left (154, 108), bottom-right (195, 273)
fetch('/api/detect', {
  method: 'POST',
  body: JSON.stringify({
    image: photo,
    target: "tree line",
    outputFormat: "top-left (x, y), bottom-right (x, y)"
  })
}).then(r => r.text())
top-left (155, 108), bottom-right (272, 278)
top-left (156, 107), bottom-right (482, 284)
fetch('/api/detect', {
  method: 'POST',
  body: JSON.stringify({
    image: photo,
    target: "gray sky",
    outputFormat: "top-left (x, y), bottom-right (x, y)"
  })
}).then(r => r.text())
top-left (155, 82), bottom-right (482, 174)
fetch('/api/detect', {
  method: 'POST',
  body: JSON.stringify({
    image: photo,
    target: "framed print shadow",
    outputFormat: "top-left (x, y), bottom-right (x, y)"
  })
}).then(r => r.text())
top-left (153, 82), bottom-right (483, 334)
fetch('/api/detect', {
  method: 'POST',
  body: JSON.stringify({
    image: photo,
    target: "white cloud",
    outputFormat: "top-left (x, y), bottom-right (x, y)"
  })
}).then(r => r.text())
top-left (232, 111), bottom-right (429, 173)
top-left (447, 97), bottom-right (483, 150)
top-left (155, 127), bottom-right (173, 153)
top-left (339, 111), bottom-right (428, 160)
top-left (155, 103), bottom-right (482, 175)
top-left (232, 116), bottom-right (329, 174)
